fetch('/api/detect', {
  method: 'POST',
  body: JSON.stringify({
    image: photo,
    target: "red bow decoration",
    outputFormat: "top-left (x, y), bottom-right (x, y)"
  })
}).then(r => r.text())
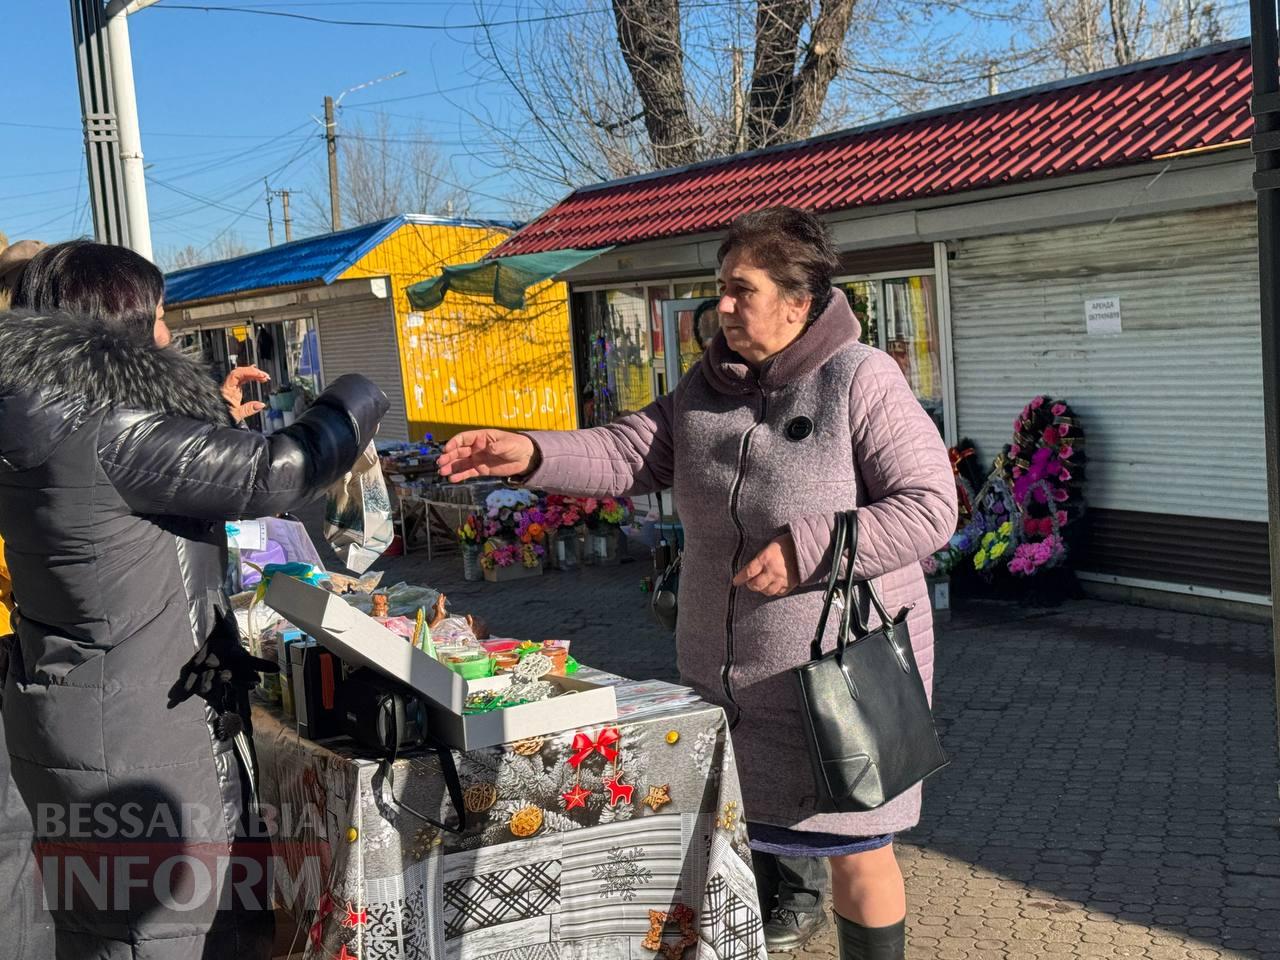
top-left (569, 726), bottom-right (620, 768)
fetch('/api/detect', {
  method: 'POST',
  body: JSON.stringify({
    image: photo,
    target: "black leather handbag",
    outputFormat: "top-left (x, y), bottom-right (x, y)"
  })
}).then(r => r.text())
top-left (793, 510), bottom-right (948, 812)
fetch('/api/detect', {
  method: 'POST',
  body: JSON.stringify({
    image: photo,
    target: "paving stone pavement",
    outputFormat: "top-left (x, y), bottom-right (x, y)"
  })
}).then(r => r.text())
top-left (364, 538), bottom-right (1280, 960)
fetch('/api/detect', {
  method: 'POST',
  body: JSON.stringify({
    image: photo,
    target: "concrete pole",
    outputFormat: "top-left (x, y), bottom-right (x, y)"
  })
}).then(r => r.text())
top-left (281, 189), bottom-right (293, 243)
top-left (104, 0), bottom-right (161, 262)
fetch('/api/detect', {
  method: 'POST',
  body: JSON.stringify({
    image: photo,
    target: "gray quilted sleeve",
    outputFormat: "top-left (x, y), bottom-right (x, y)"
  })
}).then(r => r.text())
top-left (790, 350), bottom-right (958, 583)
top-left (523, 392), bottom-right (676, 498)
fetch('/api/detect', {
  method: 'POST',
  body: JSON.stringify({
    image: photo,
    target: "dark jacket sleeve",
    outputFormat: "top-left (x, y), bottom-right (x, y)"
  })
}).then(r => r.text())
top-left (96, 374), bottom-right (389, 521)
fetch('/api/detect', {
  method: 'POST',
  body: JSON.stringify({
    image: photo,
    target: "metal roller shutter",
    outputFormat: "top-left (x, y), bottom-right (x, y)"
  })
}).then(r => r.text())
top-left (316, 294), bottom-right (409, 443)
top-left (947, 203), bottom-right (1266, 595)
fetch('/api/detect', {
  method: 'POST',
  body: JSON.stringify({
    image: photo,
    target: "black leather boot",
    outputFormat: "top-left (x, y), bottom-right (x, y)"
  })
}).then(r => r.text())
top-left (835, 914), bottom-right (906, 960)
top-left (764, 906), bottom-right (828, 953)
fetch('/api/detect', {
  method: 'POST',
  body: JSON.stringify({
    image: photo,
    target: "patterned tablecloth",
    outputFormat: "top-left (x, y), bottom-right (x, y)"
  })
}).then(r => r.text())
top-left (252, 674), bottom-right (766, 960)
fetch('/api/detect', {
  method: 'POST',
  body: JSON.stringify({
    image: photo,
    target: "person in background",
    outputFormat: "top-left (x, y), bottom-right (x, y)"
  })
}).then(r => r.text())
top-left (437, 207), bottom-right (956, 960)
top-left (0, 238), bottom-right (55, 958)
top-left (0, 240), bottom-right (388, 958)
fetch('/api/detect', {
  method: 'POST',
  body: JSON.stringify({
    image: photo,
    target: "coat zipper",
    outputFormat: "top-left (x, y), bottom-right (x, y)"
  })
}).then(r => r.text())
top-left (723, 389), bottom-right (767, 728)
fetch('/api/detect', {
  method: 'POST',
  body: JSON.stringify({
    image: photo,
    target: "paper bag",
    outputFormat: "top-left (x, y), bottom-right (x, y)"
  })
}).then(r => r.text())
top-left (324, 443), bottom-right (394, 573)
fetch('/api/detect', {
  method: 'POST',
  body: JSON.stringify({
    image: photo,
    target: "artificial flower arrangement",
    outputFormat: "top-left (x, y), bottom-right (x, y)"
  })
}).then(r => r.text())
top-left (577, 495), bottom-right (634, 530)
top-left (476, 488), bottom-right (550, 573)
top-left (481, 538), bottom-right (546, 570)
top-left (926, 396), bottom-right (1085, 583)
top-left (542, 494), bottom-right (584, 532)
top-left (456, 513), bottom-right (482, 545)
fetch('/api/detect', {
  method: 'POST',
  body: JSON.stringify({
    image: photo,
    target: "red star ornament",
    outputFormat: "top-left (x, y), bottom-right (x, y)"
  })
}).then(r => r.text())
top-left (336, 945), bottom-right (359, 960)
top-left (342, 902), bottom-right (367, 928)
top-left (603, 774), bottom-right (635, 807)
top-left (562, 784), bottom-right (592, 811)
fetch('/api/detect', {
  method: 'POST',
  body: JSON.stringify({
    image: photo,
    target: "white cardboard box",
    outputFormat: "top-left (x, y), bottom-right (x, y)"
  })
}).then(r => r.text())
top-left (264, 575), bottom-right (617, 750)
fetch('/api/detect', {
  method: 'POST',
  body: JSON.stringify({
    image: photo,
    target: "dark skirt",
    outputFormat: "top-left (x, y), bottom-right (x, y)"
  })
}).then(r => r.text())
top-left (747, 821), bottom-right (894, 857)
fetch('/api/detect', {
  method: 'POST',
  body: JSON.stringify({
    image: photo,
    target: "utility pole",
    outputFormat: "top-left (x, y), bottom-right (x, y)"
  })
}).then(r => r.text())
top-left (986, 59), bottom-right (999, 96)
top-left (1248, 0), bottom-right (1280, 756)
top-left (325, 95), bottom-right (341, 232)
top-left (320, 71), bottom-right (405, 234)
top-left (280, 189), bottom-right (293, 243)
top-left (731, 47), bottom-right (746, 152)
top-left (264, 178), bottom-right (275, 246)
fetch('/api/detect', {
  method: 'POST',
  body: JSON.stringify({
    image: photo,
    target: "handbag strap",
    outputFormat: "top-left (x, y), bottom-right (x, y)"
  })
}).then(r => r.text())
top-left (810, 511), bottom-right (902, 659)
top-left (809, 510), bottom-right (850, 659)
top-left (840, 510), bottom-right (896, 640)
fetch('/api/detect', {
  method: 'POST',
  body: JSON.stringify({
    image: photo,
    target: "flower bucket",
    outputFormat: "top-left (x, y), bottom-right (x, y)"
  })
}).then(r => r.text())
top-left (461, 543), bottom-right (483, 581)
top-left (926, 574), bottom-right (951, 623)
top-left (548, 529), bottom-right (580, 571)
top-left (575, 524), bottom-right (595, 565)
top-left (587, 528), bottom-right (620, 565)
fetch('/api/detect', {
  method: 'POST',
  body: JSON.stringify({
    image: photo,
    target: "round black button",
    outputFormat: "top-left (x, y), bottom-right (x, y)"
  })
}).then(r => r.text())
top-left (785, 416), bottom-right (814, 441)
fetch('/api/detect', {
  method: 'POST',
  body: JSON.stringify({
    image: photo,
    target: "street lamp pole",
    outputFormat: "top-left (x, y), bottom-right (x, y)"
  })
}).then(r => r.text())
top-left (1249, 0), bottom-right (1280, 748)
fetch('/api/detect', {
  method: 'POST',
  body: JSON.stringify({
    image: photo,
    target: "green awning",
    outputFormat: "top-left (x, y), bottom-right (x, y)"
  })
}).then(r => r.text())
top-left (405, 247), bottom-right (613, 311)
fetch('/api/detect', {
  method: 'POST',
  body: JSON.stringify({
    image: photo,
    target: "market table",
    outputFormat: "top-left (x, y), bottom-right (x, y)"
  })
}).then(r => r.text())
top-left (252, 673), bottom-right (766, 960)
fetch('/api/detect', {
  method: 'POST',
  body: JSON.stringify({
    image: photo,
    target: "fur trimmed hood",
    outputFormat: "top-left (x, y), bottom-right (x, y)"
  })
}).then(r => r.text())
top-left (0, 310), bottom-right (230, 471)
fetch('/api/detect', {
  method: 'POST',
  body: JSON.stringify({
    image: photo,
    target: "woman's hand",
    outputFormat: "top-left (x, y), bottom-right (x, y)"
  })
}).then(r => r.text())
top-left (732, 533), bottom-right (801, 597)
top-left (439, 429), bottom-right (536, 482)
top-left (221, 365), bottom-right (270, 422)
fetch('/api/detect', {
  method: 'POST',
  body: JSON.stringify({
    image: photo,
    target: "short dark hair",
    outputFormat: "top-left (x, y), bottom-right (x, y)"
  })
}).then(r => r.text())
top-left (12, 240), bottom-right (164, 336)
top-left (717, 206), bottom-right (840, 317)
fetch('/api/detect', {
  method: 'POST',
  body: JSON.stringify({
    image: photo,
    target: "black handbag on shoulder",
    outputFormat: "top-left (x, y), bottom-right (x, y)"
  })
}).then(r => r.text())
top-left (793, 510), bottom-right (948, 812)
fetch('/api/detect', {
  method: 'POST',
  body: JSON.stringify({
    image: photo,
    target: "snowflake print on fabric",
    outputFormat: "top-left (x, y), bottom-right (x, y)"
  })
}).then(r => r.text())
top-left (591, 845), bottom-right (653, 902)
top-left (690, 729), bottom-right (718, 778)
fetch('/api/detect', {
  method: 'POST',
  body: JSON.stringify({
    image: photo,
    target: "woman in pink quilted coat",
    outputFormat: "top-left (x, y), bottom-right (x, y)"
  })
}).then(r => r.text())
top-left (439, 207), bottom-right (957, 960)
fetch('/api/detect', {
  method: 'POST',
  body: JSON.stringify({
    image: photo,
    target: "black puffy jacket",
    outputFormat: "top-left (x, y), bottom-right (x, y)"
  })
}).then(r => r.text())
top-left (0, 310), bottom-right (387, 958)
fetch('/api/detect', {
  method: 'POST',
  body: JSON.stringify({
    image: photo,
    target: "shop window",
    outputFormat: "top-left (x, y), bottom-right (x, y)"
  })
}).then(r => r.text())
top-left (674, 280), bottom-right (717, 299)
top-left (836, 274), bottom-right (944, 435)
top-left (571, 288), bottom-right (657, 426)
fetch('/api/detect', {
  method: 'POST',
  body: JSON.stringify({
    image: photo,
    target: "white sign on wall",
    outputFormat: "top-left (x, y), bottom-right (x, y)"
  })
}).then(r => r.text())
top-left (1085, 295), bottom-right (1122, 335)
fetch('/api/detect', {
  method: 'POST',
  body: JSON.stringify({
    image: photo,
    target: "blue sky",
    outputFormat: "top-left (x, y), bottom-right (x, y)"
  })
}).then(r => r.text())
top-left (1, 1), bottom-right (523, 259)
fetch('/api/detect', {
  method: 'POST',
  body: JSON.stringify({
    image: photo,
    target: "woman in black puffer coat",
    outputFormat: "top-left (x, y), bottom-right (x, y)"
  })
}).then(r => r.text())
top-left (0, 241), bottom-right (388, 959)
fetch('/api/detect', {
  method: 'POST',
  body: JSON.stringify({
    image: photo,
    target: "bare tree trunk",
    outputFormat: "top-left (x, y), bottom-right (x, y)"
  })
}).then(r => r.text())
top-left (787, 0), bottom-right (858, 140)
top-left (746, 0), bottom-right (807, 146)
top-left (610, 0), bottom-right (700, 168)
top-left (1108, 0), bottom-right (1142, 64)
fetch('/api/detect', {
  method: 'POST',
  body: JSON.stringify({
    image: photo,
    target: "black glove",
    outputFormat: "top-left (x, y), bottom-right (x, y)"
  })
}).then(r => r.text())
top-left (168, 611), bottom-right (278, 739)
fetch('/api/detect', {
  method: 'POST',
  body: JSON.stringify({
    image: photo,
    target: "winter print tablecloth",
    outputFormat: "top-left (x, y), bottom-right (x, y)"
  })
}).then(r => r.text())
top-left (252, 674), bottom-right (767, 960)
